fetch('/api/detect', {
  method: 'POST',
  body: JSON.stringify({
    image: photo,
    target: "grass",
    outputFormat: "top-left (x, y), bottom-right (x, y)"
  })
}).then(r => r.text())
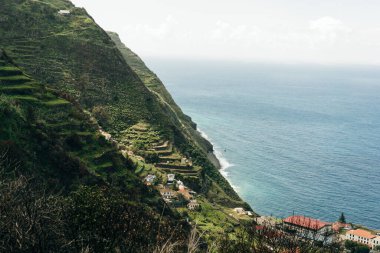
top-left (95, 162), bottom-right (113, 170)
top-left (184, 197), bottom-right (240, 237)
top-left (43, 98), bottom-right (70, 106)
top-left (0, 76), bottom-right (31, 86)
top-left (8, 95), bottom-right (39, 101)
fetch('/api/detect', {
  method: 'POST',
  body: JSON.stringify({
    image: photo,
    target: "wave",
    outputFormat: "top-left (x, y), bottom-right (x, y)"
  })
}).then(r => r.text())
top-left (197, 128), bottom-right (235, 177)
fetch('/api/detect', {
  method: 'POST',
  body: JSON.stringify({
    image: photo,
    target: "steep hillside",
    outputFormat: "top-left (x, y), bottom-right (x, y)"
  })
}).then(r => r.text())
top-left (0, 48), bottom-right (144, 197)
top-left (0, 49), bottom-right (194, 252)
top-left (107, 31), bottom-right (215, 156)
top-left (0, 0), bottom-right (253, 240)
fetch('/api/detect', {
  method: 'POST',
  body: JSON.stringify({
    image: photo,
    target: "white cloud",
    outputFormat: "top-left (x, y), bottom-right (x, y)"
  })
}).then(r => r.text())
top-left (209, 20), bottom-right (260, 44)
top-left (123, 15), bottom-right (179, 40)
top-left (308, 16), bottom-right (351, 45)
top-left (309, 16), bottom-right (351, 34)
top-left (71, 0), bottom-right (380, 65)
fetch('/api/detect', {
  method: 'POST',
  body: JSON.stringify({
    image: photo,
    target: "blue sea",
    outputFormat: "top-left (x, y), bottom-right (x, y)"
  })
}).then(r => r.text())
top-left (147, 59), bottom-right (380, 229)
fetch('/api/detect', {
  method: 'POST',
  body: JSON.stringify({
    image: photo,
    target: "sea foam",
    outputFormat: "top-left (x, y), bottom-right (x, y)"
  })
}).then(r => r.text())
top-left (198, 128), bottom-right (235, 177)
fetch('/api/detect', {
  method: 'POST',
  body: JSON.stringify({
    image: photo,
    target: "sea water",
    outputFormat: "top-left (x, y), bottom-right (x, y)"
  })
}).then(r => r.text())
top-left (146, 59), bottom-right (380, 229)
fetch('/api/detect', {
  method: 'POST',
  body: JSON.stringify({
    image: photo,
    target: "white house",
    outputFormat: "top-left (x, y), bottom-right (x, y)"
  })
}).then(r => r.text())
top-left (167, 174), bottom-right (175, 184)
top-left (187, 200), bottom-right (200, 211)
top-left (159, 188), bottom-right (177, 199)
top-left (372, 236), bottom-right (380, 249)
top-left (144, 174), bottom-right (156, 185)
top-left (234, 207), bottom-right (245, 214)
top-left (345, 229), bottom-right (376, 248)
top-left (58, 10), bottom-right (70, 15)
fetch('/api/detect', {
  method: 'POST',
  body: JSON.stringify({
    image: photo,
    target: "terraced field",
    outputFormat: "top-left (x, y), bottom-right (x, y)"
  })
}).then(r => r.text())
top-left (0, 50), bottom-right (133, 179)
top-left (117, 122), bottom-right (200, 179)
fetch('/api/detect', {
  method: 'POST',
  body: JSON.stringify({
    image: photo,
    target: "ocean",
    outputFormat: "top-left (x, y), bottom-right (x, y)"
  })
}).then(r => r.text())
top-left (146, 58), bottom-right (380, 229)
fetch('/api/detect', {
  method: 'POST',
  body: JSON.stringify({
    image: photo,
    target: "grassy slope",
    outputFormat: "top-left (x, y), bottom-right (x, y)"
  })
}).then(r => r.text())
top-left (107, 32), bottom-right (215, 155)
top-left (0, 0), bottom-right (253, 237)
top-left (0, 49), bottom-right (159, 205)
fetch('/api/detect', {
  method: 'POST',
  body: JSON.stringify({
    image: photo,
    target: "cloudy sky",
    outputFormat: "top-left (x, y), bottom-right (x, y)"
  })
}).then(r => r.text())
top-left (71, 0), bottom-right (380, 65)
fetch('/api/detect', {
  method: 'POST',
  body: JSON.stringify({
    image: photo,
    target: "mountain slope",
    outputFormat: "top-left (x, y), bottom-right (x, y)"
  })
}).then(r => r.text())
top-left (0, 0), bottom-right (253, 240)
top-left (107, 32), bottom-right (215, 156)
top-left (0, 48), bottom-right (142, 195)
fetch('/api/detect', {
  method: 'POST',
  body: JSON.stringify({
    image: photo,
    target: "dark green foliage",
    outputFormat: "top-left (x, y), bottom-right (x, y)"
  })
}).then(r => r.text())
top-left (338, 212), bottom-right (346, 223)
top-left (0, 167), bottom-right (189, 253)
top-left (64, 185), bottom-right (189, 253)
top-left (345, 240), bottom-right (370, 253)
top-left (143, 151), bottom-right (160, 163)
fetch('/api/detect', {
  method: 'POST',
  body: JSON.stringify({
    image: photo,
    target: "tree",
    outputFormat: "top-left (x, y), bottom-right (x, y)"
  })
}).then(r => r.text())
top-left (345, 240), bottom-right (370, 253)
top-left (355, 245), bottom-right (370, 253)
top-left (338, 212), bottom-right (346, 223)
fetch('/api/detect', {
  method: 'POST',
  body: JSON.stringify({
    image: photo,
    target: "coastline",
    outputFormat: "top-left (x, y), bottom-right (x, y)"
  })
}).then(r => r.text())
top-left (197, 128), bottom-right (237, 187)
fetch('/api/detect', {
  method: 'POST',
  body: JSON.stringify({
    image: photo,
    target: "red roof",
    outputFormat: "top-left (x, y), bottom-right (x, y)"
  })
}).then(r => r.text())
top-left (283, 216), bottom-right (330, 230)
top-left (332, 222), bottom-right (351, 231)
top-left (347, 229), bottom-right (375, 239)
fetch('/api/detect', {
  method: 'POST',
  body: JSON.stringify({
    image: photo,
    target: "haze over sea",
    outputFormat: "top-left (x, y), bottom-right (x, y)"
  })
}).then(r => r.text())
top-left (147, 59), bottom-right (380, 229)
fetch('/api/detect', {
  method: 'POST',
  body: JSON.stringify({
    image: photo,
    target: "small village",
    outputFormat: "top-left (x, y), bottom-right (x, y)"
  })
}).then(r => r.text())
top-left (256, 215), bottom-right (380, 252)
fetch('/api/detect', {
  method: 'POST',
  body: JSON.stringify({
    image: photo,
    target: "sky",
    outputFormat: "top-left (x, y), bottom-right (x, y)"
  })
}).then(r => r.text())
top-left (71, 0), bottom-right (380, 65)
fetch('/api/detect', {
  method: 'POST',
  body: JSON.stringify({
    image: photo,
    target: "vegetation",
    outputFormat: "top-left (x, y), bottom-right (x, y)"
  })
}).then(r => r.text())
top-left (345, 241), bottom-right (370, 253)
top-left (338, 213), bottom-right (346, 223)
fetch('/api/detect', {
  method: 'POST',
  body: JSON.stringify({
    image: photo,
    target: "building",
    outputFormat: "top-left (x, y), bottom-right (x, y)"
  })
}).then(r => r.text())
top-left (233, 207), bottom-right (245, 214)
top-left (373, 236), bottom-right (380, 249)
top-left (159, 187), bottom-right (177, 199)
top-left (167, 174), bottom-right (175, 184)
top-left (332, 222), bottom-right (352, 232)
top-left (58, 10), bottom-right (70, 15)
top-left (187, 200), bottom-right (200, 211)
top-left (283, 215), bottom-right (333, 243)
top-left (345, 229), bottom-right (379, 249)
top-left (144, 174), bottom-right (156, 185)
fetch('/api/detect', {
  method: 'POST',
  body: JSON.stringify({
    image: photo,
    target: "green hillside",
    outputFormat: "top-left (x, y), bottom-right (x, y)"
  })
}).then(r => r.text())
top-left (0, 0), bottom-right (254, 248)
top-left (0, 48), bottom-right (143, 196)
top-left (107, 32), bottom-right (213, 152)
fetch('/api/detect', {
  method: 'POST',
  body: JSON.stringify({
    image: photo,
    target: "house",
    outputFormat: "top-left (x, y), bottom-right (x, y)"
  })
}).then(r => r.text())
top-left (144, 174), bottom-right (156, 185)
top-left (58, 10), bottom-right (70, 15)
top-left (187, 200), bottom-right (200, 211)
top-left (332, 222), bottom-right (352, 232)
top-left (373, 236), bottom-right (380, 249)
top-left (283, 215), bottom-right (333, 243)
top-left (167, 174), bottom-right (175, 184)
top-left (233, 207), bottom-right (245, 214)
top-left (159, 187), bottom-right (177, 199)
top-left (178, 187), bottom-right (192, 200)
top-left (345, 229), bottom-right (377, 249)
top-left (246, 211), bottom-right (253, 216)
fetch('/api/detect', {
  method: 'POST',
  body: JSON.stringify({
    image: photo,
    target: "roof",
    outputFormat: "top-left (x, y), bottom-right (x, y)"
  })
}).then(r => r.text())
top-left (346, 229), bottom-right (375, 239)
top-left (283, 216), bottom-right (330, 230)
top-left (332, 222), bottom-right (351, 231)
